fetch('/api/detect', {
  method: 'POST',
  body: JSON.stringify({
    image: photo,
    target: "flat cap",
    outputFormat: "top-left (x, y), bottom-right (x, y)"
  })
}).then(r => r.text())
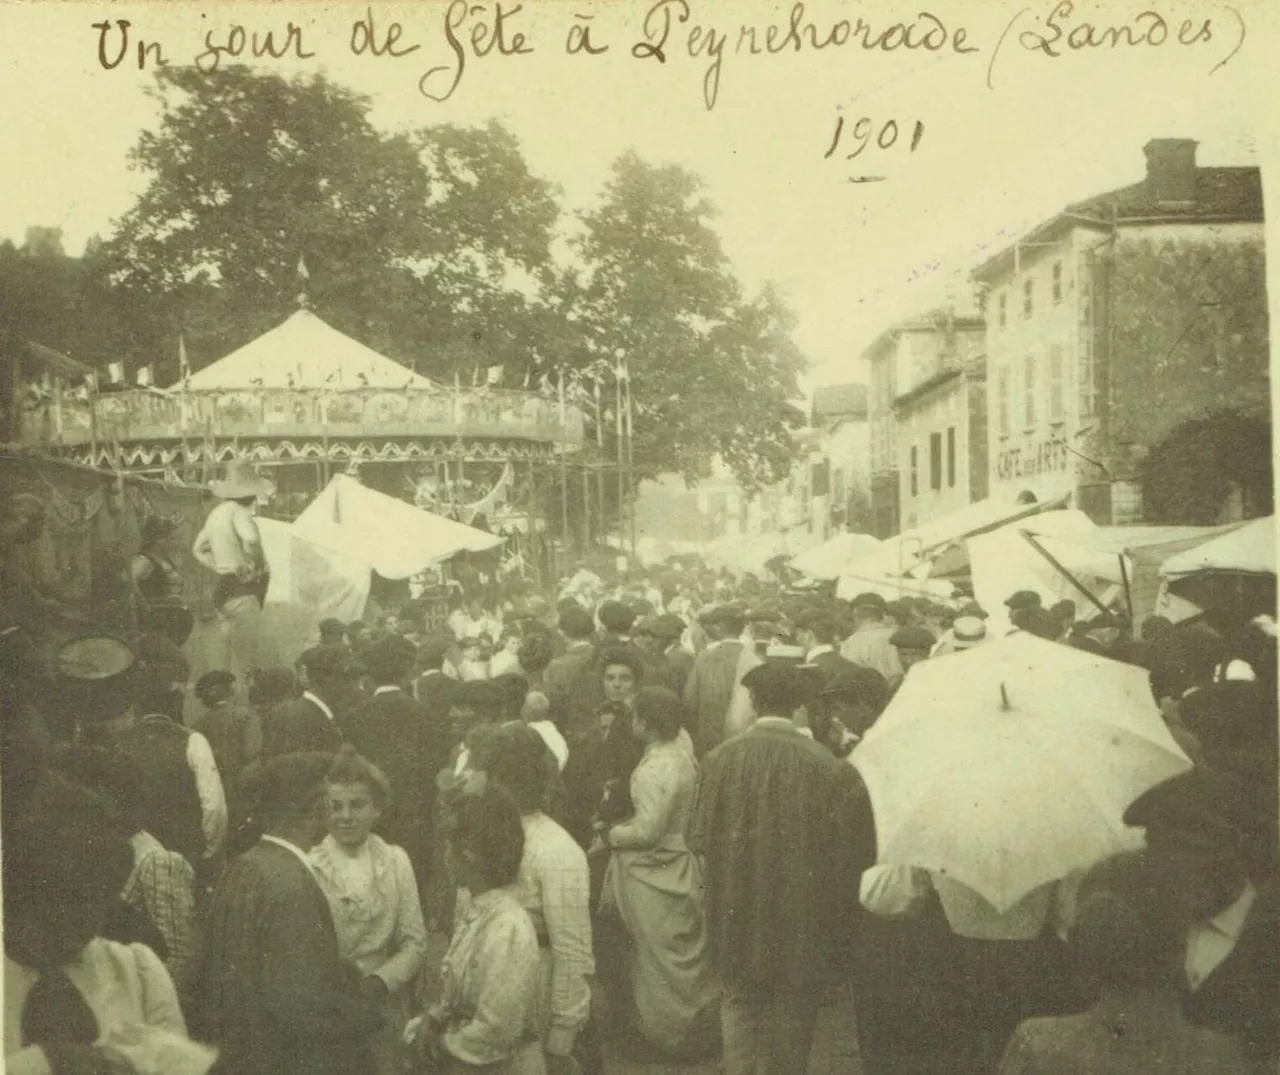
top-left (195, 669), bottom-right (236, 695)
top-left (1004, 590), bottom-right (1043, 611)
top-left (890, 625), bottom-right (936, 651)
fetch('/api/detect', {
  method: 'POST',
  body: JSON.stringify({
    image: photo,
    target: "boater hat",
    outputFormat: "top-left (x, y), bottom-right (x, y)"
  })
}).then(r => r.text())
top-left (208, 460), bottom-right (274, 501)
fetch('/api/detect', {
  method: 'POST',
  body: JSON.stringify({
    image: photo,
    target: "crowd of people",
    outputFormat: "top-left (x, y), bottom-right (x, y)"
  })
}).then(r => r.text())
top-left (3, 526), bottom-right (1278, 1075)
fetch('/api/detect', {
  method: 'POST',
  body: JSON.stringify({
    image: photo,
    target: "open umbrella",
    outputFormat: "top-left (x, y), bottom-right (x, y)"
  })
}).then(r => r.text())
top-left (851, 633), bottom-right (1191, 912)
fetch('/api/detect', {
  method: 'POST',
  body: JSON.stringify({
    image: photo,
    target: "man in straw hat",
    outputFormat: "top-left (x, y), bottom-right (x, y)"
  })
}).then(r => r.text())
top-left (193, 461), bottom-right (274, 692)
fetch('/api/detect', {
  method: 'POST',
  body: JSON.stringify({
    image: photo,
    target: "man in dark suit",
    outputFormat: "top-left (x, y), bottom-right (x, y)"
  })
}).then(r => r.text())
top-left (342, 634), bottom-right (448, 897)
top-left (683, 605), bottom-right (746, 757)
top-left (544, 604), bottom-right (603, 743)
top-left (794, 609), bottom-right (861, 686)
top-left (1125, 767), bottom-right (1279, 1068)
top-left (192, 752), bottom-right (381, 1075)
top-left (413, 634), bottom-right (459, 724)
top-left (263, 645), bottom-right (349, 757)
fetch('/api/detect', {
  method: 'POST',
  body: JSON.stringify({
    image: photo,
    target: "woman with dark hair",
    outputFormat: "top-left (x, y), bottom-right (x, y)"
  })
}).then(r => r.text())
top-left (408, 785), bottom-right (546, 1075)
top-left (998, 851), bottom-right (1250, 1075)
top-left (561, 647), bottom-right (647, 852)
top-left (4, 778), bottom-right (209, 1075)
top-left (191, 752), bottom-right (381, 1075)
top-left (597, 687), bottom-right (720, 1058)
top-left (310, 746), bottom-right (427, 1075)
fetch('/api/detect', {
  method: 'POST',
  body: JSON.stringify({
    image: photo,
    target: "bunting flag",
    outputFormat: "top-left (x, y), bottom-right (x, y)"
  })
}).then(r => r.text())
top-left (107, 361), bottom-right (124, 385)
top-left (486, 364), bottom-right (504, 386)
top-left (297, 255), bottom-right (310, 281)
top-left (136, 366), bottom-right (153, 388)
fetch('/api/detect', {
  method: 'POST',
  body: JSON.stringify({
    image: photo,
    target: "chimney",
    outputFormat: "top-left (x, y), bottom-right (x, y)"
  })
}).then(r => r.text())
top-left (1143, 138), bottom-right (1199, 207)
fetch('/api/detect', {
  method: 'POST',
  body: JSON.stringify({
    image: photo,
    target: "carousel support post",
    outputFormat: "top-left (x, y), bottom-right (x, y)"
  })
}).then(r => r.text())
top-left (559, 443), bottom-right (570, 577)
top-left (527, 458), bottom-right (542, 591)
top-left (581, 458), bottom-right (590, 560)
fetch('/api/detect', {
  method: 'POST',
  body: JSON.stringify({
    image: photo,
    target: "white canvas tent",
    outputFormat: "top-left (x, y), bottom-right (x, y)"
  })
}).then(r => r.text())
top-left (185, 310), bottom-right (435, 390)
top-left (294, 474), bottom-right (503, 579)
top-left (789, 531), bottom-right (883, 580)
top-left (1161, 517), bottom-right (1275, 579)
top-left (257, 517), bottom-right (372, 667)
top-left (835, 497), bottom-right (1068, 601)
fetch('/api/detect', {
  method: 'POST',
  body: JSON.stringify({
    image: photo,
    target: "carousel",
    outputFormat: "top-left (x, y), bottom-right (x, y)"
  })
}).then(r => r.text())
top-left (17, 302), bottom-right (588, 537)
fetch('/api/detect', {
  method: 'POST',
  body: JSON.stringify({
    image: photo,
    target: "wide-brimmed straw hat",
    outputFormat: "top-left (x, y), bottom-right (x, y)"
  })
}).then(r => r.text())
top-left (208, 461), bottom-right (274, 501)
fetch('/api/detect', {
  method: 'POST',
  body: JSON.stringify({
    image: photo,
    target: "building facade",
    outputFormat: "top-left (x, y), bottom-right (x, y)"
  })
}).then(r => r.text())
top-left (799, 383), bottom-right (872, 539)
top-left (863, 312), bottom-right (985, 537)
top-left (973, 138), bottom-right (1267, 524)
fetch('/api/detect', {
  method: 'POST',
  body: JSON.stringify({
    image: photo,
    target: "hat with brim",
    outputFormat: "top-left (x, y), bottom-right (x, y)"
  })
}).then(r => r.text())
top-left (951, 616), bottom-right (987, 649)
top-left (209, 461), bottom-right (274, 501)
top-left (56, 635), bottom-right (136, 684)
top-left (890, 625), bottom-right (936, 652)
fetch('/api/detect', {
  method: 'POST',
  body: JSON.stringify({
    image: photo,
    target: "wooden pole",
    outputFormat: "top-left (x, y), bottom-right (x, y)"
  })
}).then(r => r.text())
top-left (624, 359), bottom-right (637, 561)
top-left (593, 381), bottom-right (605, 553)
top-left (581, 458), bottom-right (591, 559)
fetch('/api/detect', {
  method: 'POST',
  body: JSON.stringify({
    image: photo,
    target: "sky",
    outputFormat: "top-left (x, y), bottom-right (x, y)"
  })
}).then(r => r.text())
top-left (1, 0), bottom-right (1276, 396)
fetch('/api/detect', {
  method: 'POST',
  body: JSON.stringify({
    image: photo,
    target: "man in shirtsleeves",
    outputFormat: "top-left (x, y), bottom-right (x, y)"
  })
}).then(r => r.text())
top-left (192, 462), bottom-right (273, 694)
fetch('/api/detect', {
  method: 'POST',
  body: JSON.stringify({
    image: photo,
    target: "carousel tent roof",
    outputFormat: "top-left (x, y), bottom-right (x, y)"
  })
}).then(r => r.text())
top-left (184, 310), bottom-right (435, 390)
top-left (294, 474), bottom-right (502, 579)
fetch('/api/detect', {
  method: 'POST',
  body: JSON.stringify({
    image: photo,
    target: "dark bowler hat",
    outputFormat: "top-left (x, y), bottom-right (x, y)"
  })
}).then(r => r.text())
top-left (318, 618), bottom-right (347, 638)
top-left (1004, 590), bottom-right (1042, 611)
top-left (890, 625), bottom-right (936, 651)
top-left (851, 592), bottom-right (888, 612)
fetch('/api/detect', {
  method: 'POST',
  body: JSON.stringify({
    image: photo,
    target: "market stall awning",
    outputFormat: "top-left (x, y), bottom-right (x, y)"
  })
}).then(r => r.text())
top-left (835, 496), bottom-right (1070, 600)
top-left (789, 531), bottom-right (883, 580)
top-left (294, 474), bottom-right (502, 579)
top-left (1161, 516), bottom-right (1275, 578)
top-left (185, 310), bottom-right (436, 390)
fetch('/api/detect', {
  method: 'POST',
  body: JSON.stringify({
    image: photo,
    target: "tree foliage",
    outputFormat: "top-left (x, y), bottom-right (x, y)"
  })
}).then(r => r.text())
top-left (567, 152), bottom-right (805, 492)
top-left (1140, 410), bottom-right (1273, 525)
top-left (7, 67), bottom-right (807, 519)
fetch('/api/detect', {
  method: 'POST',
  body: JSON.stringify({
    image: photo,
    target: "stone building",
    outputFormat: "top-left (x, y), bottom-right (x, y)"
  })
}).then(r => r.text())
top-left (863, 310), bottom-right (985, 537)
top-left (972, 138), bottom-right (1267, 524)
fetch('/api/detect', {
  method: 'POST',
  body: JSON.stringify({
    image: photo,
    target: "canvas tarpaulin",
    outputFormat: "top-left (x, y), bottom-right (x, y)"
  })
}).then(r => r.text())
top-left (294, 474), bottom-right (503, 580)
top-left (256, 518), bottom-right (371, 668)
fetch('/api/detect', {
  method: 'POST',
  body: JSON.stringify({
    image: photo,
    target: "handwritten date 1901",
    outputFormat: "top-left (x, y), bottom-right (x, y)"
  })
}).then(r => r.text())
top-left (824, 116), bottom-right (925, 161)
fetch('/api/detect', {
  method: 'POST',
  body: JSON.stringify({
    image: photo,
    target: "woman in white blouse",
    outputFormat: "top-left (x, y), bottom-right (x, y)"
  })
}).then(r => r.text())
top-left (407, 785), bottom-right (546, 1075)
top-left (310, 747), bottom-right (428, 1075)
